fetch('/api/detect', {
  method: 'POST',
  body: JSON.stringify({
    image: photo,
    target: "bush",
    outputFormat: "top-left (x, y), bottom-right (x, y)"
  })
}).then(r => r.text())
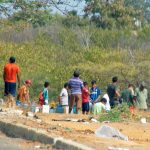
top-left (99, 103), bottom-right (130, 122)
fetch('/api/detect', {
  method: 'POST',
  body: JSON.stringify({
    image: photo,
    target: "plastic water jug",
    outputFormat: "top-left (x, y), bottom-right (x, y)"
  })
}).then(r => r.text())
top-left (56, 105), bottom-right (64, 113)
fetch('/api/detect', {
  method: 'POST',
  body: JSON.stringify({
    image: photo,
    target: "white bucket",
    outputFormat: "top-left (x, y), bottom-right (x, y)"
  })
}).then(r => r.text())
top-left (35, 107), bottom-right (40, 113)
top-left (42, 105), bottom-right (49, 113)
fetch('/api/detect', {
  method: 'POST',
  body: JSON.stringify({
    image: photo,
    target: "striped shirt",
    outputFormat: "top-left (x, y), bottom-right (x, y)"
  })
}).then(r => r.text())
top-left (69, 77), bottom-right (83, 94)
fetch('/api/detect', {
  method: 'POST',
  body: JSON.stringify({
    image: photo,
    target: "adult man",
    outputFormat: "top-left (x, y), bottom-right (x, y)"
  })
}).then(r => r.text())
top-left (3, 56), bottom-right (21, 98)
top-left (68, 70), bottom-right (83, 114)
top-left (107, 76), bottom-right (120, 108)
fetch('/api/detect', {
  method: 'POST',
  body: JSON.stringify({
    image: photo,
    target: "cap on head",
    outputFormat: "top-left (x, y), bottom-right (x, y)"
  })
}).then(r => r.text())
top-left (25, 79), bottom-right (32, 85)
top-left (73, 70), bottom-right (80, 77)
top-left (9, 56), bottom-right (16, 63)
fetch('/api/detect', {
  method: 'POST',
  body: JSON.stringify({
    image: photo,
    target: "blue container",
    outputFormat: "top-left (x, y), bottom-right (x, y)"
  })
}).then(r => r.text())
top-left (73, 105), bottom-right (76, 114)
top-left (31, 102), bottom-right (36, 112)
top-left (49, 108), bottom-right (56, 113)
top-left (56, 105), bottom-right (64, 113)
top-left (16, 100), bottom-right (22, 107)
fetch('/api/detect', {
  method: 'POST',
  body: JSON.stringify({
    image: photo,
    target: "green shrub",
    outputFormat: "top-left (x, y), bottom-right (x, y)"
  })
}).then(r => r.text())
top-left (99, 103), bottom-right (130, 122)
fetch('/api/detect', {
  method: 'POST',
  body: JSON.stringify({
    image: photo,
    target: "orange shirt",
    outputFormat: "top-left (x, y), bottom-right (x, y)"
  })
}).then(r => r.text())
top-left (4, 63), bottom-right (20, 83)
top-left (18, 85), bottom-right (29, 103)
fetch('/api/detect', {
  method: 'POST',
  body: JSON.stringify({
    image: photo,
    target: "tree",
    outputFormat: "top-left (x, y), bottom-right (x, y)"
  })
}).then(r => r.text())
top-left (84, 0), bottom-right (142, 29)
top-left (124, 0), bottom-right (150, 24)
top-left (0, 0), bottom-right (81, 27)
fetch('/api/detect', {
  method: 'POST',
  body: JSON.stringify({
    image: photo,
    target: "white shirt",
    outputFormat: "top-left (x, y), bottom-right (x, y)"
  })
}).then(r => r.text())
top-left (60, 88), bottom-right (68, 106)
top-left (103, 93), bottom-right (111, 111)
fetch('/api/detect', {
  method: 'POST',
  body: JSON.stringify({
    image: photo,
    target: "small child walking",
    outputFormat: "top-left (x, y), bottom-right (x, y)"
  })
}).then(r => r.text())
top-left (43, 82), bottom-right (50, 105)
top-left (82, 82), bottom-right (90, 115)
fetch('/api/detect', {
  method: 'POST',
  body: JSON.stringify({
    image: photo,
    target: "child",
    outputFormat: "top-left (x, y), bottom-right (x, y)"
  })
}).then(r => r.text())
top-left (93, 98), bottom-right (107, 115)
top-left (82, 82), bottom-right (90, 115)
top-left (59, 82), bottom-right (69, 113)
top-left (18, 79), bottom-right (32, 105)
top-left (43, 81), bottom-right (50, 105)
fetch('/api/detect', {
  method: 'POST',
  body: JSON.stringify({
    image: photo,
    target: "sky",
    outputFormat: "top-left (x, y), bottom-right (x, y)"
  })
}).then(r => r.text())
top-left (51, 0), bottom-right (86, 15)
top-left (0, 0), bottom-right (86, 18)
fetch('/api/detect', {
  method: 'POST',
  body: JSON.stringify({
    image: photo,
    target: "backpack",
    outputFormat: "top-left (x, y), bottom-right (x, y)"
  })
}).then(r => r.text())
top-left (39, 91), bottom-right (44, 106)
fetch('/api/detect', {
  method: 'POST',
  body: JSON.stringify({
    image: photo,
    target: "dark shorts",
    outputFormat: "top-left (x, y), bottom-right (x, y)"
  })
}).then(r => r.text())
top-left (4, 82), bottom-right (16, 97)
top-left (82, 102), bottom-right (89, 112)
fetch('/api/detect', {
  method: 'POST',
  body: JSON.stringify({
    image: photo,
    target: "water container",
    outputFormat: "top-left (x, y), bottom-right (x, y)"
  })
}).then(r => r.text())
top-left (49, 108), bottom-right (56, 113)
top-left (73, 105), bottom-right (76, 114)
top-left (31, 102), bottom-right (36, 112)
top-left (42, 105), bottom-right (50, 113)
top-left (56, 105), bottom-right (64, 113)
top-left (16, 100), bottom-right (22, 107)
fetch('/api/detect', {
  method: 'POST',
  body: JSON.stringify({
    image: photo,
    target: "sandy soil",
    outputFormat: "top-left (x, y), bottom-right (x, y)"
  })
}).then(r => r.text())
top-left (0, 109), bottom-right (150, 150)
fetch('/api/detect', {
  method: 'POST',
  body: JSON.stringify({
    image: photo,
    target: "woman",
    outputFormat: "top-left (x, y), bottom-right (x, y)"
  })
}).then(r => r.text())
top-left (135, 82), bottom-right (148, 111)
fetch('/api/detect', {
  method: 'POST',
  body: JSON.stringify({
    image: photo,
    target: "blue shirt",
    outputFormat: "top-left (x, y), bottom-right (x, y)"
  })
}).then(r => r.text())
top-left (69, 77), bottom-right (83, 94)
top-left (90, 87), bottom-right (101, 102)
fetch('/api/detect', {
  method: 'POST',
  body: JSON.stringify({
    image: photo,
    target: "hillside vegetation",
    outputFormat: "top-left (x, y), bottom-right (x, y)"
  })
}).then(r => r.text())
top-left (0, 22), bottom-right (150, 101)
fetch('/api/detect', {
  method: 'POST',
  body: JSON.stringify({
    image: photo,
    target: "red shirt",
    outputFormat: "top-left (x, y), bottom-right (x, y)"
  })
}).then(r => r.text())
top-left (4, 63), bottom-right (20, 83)
top-left (82, 87), bottom-right (89, 103)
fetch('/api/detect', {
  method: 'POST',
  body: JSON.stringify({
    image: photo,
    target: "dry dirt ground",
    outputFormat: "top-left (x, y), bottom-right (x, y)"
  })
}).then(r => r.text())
top-left (0, 109), bottom-right (150, 150)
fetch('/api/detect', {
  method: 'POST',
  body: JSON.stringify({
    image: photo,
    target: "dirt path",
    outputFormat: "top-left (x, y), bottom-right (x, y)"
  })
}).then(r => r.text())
top-left (0, 110), bottom-right (150, 150)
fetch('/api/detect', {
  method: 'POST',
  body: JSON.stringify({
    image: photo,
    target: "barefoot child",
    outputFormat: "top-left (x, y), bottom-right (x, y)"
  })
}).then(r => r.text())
top-left (82, 82), bottom-right (90, 115)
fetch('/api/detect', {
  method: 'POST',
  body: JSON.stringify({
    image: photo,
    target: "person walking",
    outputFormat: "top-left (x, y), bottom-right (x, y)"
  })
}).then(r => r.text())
top-left (107, 76), bottom-right (120, 108)
top-left (135, 81), bottom-right (148, 111)
top-left (68, 70), bottom-right (83, 114)
top-left (3, 56), bottom-right (21, 98)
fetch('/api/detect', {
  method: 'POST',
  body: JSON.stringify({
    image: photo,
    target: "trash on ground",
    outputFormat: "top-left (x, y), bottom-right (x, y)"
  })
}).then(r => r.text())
top-left (108, 147), bottom-right (129, 150)
top-left (36, 119), bottom-right (42, 123)
top-left (27, 112), bottom-right (34, 117)
top-left (95, 125), bottom-right (128, 141)
top-left (65, 127), bottom-right (73, 132)
top-left (103, 121), bottom-right (110, 124)
top-left (52, 118), bottom-right (79, 122)
top-left (34, 145), bottom-right (41, 149)
top-left (91, 118), bottom-right (98, 123)
top-left (0, 99), bottom-right (4, 105)
top-left (141, 118), bottom-right (147, 124)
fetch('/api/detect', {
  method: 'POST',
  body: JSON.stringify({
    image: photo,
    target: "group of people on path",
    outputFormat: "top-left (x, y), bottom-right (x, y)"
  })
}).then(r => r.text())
top-left (3, 57), bottom-right (149, 115)
top-left (59, 70), bottom-right (148, 115)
